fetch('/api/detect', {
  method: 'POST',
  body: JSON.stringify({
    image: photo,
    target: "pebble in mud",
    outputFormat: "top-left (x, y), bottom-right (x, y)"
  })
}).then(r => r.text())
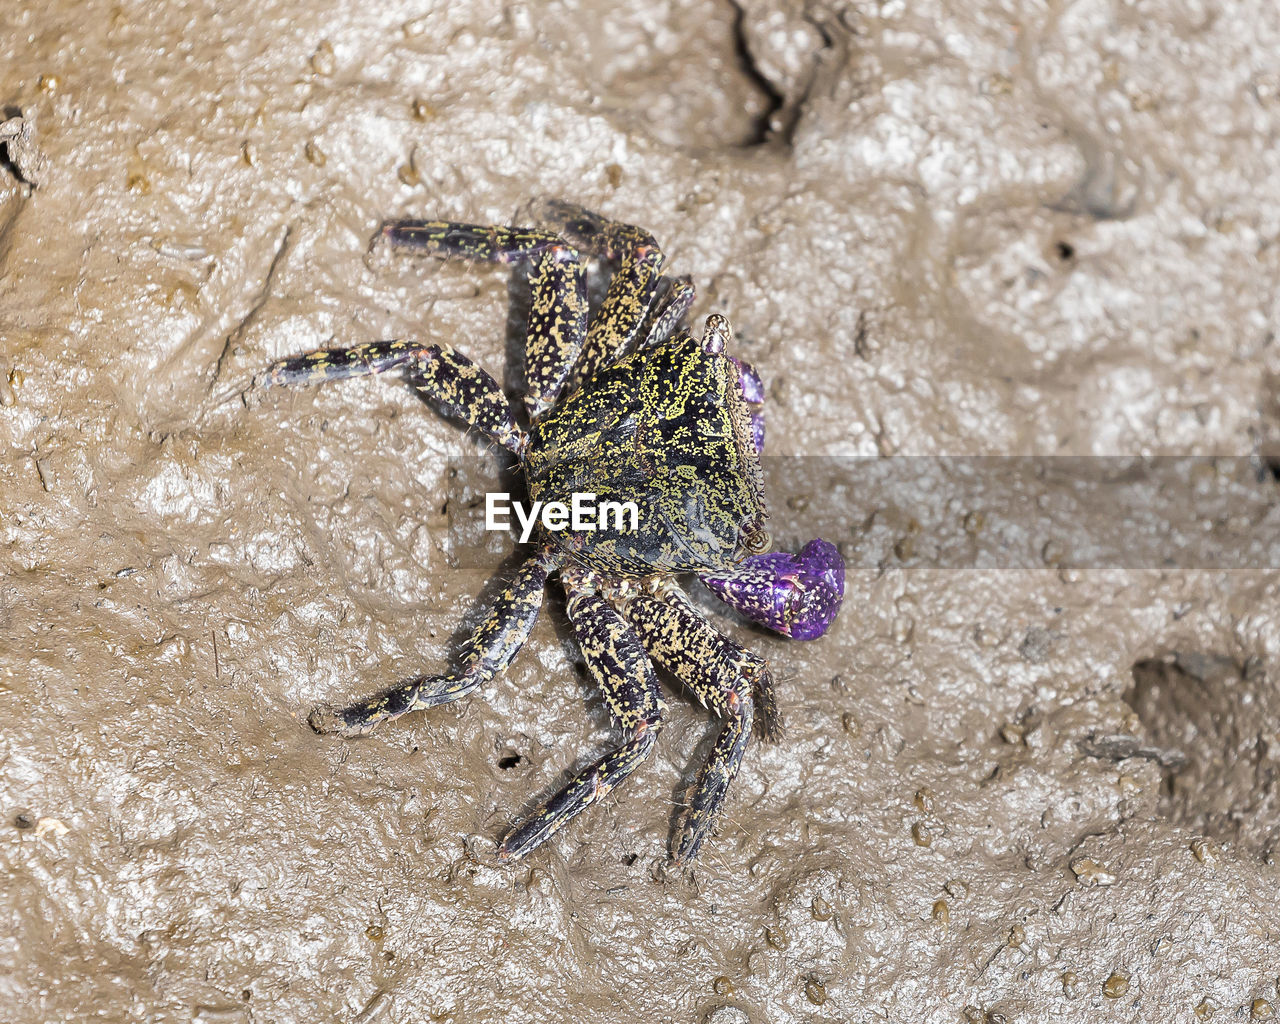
top-left (1191, 838), bottom-right (1220, 866)
top-left (804, 976), bottom-right (828, 1006)
top-left (1254, 1000), bottom-right (1275, 1020)
top-left (1103, 972), bottom-right (1130, 998)
top-left (1070, 858), bottom-right (1117, 886)
top-left (1194, 998), bottom-right (1217, 1019)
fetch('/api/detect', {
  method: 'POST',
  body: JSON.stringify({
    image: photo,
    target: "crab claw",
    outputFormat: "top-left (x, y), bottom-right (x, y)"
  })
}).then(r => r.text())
top-left (702, 538), bottom-right (845, 641)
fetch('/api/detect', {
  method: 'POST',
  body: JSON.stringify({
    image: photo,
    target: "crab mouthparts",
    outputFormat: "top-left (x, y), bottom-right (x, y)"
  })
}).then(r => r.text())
top-left (702, 538), bottom-right (845, 641)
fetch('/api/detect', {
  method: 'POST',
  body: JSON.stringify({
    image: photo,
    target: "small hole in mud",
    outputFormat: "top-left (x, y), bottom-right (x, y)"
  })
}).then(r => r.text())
top-left (241, 990), bottom-right (251, 1002)
top-left (497, 754), bottom-right (522, 770)
top-left (1055, 241), bottom-right (1075, 260)
top-left (622, 853), bottom-right (638, 866)
top-left (1127, 654), bottom-right (1277, 859)
top-left (13, 812), bottom-right (34, 830)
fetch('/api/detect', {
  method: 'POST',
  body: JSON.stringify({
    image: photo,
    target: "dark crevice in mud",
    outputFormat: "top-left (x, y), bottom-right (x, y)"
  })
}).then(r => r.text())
top-left (730, 4), bottom-right (786, 147)
top-left (1257, 373), bottom-right (1280, 485)
top-left (1126, 654), bottom-right (1279, 861)
top-left (727, 6), bottom-right (835, 149)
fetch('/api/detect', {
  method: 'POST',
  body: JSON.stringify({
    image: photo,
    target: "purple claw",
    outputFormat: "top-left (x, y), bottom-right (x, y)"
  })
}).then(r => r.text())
top-left (702, 538), bottom-right (845, 641)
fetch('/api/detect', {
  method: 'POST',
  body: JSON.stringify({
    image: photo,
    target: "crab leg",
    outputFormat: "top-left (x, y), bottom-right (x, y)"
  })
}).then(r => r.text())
top-left (308, 552), bottom-right (559, 737)
top-left (526, 199), bottom-right (666, 387)
top-left (380, 219), bottom-right (589, 419)
top-left (619, 581), bottom-right (780, 863)
top-left (380, 221), bottom-right (569, 264)
top-left (499, 576), bottom-right (667, 860)
top-left (641, 275), bottom-right (696, 350)
top-left (261, 339), bottom-right (527, 455)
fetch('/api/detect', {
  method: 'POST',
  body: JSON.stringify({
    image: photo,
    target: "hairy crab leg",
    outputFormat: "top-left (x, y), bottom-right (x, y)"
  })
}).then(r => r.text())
top-left (260, 339), bottom-right (527, 455)
top-left (379, 219), bottom-right (589, 419)
top-left (308, 552), bottom-right (560, 737)
top-left (617, 581), bottom-right (780, 864)
top-left (525, 199), bottom-right (666, 388)
top-left (499, 575), bottom-right (667, 860)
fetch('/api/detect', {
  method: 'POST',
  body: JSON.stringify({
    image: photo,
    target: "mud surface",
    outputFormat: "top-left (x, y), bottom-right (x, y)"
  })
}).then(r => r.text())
top-left (3, 1), bottom-right (1280, 1021)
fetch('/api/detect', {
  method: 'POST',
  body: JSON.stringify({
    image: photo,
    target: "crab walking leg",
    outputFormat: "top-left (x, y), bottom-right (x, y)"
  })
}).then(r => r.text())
top-left (527, 199), bottom-right (666, 387)
top-left (523, 247), bottom-right (589, 418)
top-left (308, 553), bottom-right (559, 737)
top-left (380, 220), bottom-right (570, 264)
top-left (379, 219), bottom-right (589, 419)
top-left (619, 582), bottom-right (781, 863)
top-left (262, 339), bottom-right (527, 455)
top-left (499, 579), bottom-right (668, 860)
top-left (641, 275), bottom-right (696, 350)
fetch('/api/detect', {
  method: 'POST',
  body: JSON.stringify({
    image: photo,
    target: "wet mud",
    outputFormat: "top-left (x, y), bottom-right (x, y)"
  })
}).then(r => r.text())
top-left (3, 0), bottom-right (1280, 1021)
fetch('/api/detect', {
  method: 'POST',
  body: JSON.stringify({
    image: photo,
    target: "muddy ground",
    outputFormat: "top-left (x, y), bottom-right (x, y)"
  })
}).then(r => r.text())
top-left (3, 0), bottom-right (1280, 1021)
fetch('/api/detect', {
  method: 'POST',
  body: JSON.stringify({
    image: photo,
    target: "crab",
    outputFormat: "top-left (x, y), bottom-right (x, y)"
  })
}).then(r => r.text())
top-left (261, 201), bottom-right (845, 863)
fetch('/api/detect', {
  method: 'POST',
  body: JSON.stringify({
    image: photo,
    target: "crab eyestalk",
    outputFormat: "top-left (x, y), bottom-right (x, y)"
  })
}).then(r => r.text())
top-left (702, 538), bottom-right (845, 641)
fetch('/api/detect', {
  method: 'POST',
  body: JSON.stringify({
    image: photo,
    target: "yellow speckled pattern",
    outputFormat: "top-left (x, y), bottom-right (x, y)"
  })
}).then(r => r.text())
top-left (264, 339), bottom-right (526, 455)
top-left (528, 199), bottom-right (666, 388)
top-left (524, 246), bottom-right (589, 418)
top-left (620, 579), bottom-right (779, 861)
top-left (308, 553), bottom-right (557, 737)
top-left (381, 218), bottom-right (603, 421)
top-left (381, 220), bottom-right (566, 265)
top-left (498, 570), bottom-right (667, 859)
top-left (567, 580), bottom-right (666, 731)
top-left (527, 327), bottom-right (769, 575)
